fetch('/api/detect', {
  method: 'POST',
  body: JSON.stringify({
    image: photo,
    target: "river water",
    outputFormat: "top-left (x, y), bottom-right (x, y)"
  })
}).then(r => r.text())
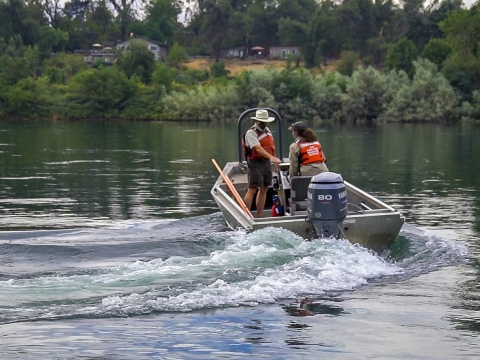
top-left (0, 120), bottom-right (479, 359)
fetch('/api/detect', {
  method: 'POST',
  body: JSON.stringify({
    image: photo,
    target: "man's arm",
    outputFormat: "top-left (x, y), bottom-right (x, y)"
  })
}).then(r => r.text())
top-left (252, 145), bottom-right (281, 164)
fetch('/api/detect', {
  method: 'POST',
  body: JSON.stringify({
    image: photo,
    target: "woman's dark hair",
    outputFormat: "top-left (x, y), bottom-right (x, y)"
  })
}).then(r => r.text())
top-left (299, 128), bottom-right (317, 142)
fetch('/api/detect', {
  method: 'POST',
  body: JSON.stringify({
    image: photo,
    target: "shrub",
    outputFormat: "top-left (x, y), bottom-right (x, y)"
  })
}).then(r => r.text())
top-left (151, 62), bottom-right (178, 93)
top-left (65, 67), bottom-right (138, 118)
top-left (340, 66), bottom-right (394, 122)
top-left (6, 76), bottom-right (51, 118)
top-left (45, 67), bottom-right (67, 84)
top-left (442, 55), bottom-right (480, 103)
top-left (383, 59), bottom-right (457, 122)
top-left (235, 69), bottom-right (277, 108)
top-left (115, 39), bottom-right (156, 84)
top-left (42, 54), bottom-right (88, 77)
top-left (161, 83), bottom-right (241, 121)
top-left (386, 38), bottom-right (418, 78)
top-left (0, 56), bottom-right (30, 85)
top-left (335, 51), bottom-right (360, 77)
top-left (165, 43), bottom-right (189, 69)
top-left (420, 38), bottom-right (451, 70)
top-left (311, 72), bottom-right (347, 121)
top-left (271, 68), bottom-right (316, 121)
top-left (210, 62), bottom-right (230, 78)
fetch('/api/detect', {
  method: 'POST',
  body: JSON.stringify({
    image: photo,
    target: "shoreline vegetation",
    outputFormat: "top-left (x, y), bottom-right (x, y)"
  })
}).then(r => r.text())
top-left (1, 1), bottom-right (479, 123)
top-left (1, 55), bottom-right (478, 124)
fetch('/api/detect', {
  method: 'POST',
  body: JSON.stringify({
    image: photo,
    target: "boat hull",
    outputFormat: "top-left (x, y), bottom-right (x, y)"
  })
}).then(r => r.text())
top-left (211, 161), bottom-right (405, 252)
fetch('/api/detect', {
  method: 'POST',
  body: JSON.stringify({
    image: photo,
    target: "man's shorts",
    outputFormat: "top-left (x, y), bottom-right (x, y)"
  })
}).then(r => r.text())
top-left (247, 159), bottom-right (272, 188)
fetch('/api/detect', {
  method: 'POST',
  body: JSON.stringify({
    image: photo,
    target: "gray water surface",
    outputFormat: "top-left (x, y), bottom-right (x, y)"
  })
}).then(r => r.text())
top-left (0, 121), bottom-right (478, 359)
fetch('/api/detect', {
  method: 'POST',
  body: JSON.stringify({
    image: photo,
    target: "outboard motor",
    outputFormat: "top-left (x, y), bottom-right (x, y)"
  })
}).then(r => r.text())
top-left (307, 172), bottom-right (347, 238)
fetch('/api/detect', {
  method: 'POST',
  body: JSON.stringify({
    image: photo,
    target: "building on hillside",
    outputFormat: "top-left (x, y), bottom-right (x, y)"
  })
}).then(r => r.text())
top-left (77, 41), bottom-right (116, 65)
top-left (116, 38), bottom-right (168, 60)
top-left (250, 46), bottom-right (266, 58)
top-left (269, 46), bottom-right (301, 59)
top-left (219, 46), bottom-right (247, 59)
top-left (77, 38), bottom-right (168, 64)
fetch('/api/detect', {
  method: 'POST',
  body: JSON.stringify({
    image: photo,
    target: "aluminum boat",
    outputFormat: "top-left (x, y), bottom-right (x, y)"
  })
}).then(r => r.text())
top-left (211, 108), bottom-right (405, 251)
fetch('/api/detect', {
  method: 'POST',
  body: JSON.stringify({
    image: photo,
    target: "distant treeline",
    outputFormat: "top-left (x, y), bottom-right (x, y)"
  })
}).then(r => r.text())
top-left (0, 0), bottom-right (479, 122)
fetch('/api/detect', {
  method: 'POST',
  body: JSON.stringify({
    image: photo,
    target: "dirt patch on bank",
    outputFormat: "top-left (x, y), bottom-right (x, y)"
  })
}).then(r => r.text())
top-left (184, 57), bottom-right (338, 76)
top-left (184, 58), bottom-right (288, 75)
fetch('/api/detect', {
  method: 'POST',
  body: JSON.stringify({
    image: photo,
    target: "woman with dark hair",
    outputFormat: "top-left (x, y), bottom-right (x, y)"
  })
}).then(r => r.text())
top-left (288, 121), bottom-right (329, 177)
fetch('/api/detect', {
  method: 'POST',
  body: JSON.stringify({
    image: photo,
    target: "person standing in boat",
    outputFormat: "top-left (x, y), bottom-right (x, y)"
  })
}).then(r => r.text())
top-left (243, 109), bottom-right (282, 218)
top-left (288, 121), bottom-right (329, 177)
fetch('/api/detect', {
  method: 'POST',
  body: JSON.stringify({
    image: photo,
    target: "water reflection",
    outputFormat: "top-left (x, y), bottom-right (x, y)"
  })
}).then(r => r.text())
top-left (283, 298), bottom-right (345, 318)
top-left (448, 259), bottom-right (480, 334)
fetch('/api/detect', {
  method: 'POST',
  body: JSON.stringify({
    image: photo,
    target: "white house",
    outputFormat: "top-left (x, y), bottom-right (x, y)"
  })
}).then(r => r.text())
top-left (269, 46), bottom-right (301, 59)
top-left (116, 38), bottom-right (168, 60)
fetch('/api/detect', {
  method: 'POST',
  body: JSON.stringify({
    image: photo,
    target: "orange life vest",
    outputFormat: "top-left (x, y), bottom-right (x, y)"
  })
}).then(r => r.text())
top-left (243, 126), bottom-right (275, 160)
top-left (296, 139), bottom-right (326, 165)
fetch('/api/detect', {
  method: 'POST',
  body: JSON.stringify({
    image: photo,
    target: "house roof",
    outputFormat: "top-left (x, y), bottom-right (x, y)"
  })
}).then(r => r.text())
top-left (116, 37), bottom-right (168, 48)
top-left (269, 45), bottom-right (300, 49)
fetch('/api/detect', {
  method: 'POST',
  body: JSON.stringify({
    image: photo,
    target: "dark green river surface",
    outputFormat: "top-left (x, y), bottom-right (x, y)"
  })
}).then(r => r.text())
top-left (0, 120), bottom-right (479, 359)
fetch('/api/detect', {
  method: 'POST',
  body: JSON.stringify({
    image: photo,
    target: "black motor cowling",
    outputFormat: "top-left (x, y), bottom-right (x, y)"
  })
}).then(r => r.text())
top-left (307, 172), bottom-right (347, 238)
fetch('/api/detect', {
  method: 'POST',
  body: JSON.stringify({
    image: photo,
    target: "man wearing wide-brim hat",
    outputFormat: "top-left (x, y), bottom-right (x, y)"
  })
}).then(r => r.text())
top-left (243, 109), bottom-right (282, 218)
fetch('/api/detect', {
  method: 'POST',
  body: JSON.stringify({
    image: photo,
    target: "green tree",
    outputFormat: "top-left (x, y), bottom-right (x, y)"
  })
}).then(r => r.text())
top-left (384, 58), bottom-right (457, 122)
top-left (386, 37), bottom-right (418, 77)
top-left (43, 53), bottom-right (88, 80)
top-left (106, 0), bottom-right (143, 41)
top-left (335, 51), bottom-right (360, 77)
top-left (440, 7), bottom-right (480, 58)
top-left (165, 42), bottom-right (188, 69)
top-left (67, 66), bottom-right (138, 117)
top-left (196, 0), bottom-right (250, 62)
top-left (439, 7), bottom-right (480, 101)
top-left (277, 17), bottom-right (307, 67)
top-left (341, 66), bottom-right (398, 122)
top-left (337, 0), bottom-right (376, 54)
top-left (151, 61), bottom-right (177, 93)
top-left (128, 0), bottom-right (181, 45)
top-left (210, 61), bottom-right (230, 78)
top-left (401, 0), bottom-right (428, 49)
top-left (89, 0), bottom-right (116, 41)
top-left (115, 38), bottom-right (156, 84)
top-left (425, 0), bottom-right (463, 40)
top-left (0, 56), bottom-right (30, 85)
top-left (61, 0), bottom-right (92, 51)
top-left (277, 0), bottom-right (323, 66)
top-left (246, 0), bottom-right (279, 47)
top-left (31, 0), bottom-right (63, 29)
top-left (0, 0), bottom-right (28, 41)
top-left (37, 25), bottom-right (69, 57)
top-left (6, 75), bottom-right (51, 117)
top-left (420, 38), bottom-right (451, 69)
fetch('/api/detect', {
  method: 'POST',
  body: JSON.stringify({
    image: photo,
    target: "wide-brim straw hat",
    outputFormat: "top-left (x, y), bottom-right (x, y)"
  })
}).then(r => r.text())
top-left (250, 109), bottom-right (275, 122)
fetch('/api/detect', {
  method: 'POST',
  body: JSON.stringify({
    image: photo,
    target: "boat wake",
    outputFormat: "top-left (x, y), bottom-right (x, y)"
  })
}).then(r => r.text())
top-left (0, 215), bottom-right (469, 324)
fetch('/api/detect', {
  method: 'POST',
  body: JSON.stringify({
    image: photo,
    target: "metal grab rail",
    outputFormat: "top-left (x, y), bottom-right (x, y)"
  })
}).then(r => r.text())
top-left (236, 108), bottom-right (284, 163)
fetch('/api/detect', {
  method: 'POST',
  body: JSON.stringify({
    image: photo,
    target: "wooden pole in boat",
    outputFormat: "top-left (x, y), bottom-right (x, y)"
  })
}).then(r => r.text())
top-left (212, 159), bottom-right (254, 219)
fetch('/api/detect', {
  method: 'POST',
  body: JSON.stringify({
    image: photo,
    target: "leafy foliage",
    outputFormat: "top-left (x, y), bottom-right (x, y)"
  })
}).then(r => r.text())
top-left (115, 39), bottom-right (156, 84)
top-left (210, 62), bottom-right (230, 78)
top-left (152, 61), bottom-right (178, 93)
top-left (165, 43), bottom-right (188, 69)
top-left (6, 76), bottom-right (52, 118)
top-left (383, 58), bottom-right (458, 122)
top-left (0, 0), bottom-right (478, 121)
top-left (65, 67), bottom-right (138, 118)
top-left (335, 51), bottom-right (360, 77)
top-left (420, 38), bottom-right (451, 69)
top-left (386, 38), bottom-right (418, 77)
